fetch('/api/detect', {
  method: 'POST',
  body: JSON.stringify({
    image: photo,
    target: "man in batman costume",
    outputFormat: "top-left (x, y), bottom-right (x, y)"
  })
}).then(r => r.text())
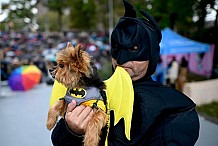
top-left (51, 0), bottom-right (199, 145)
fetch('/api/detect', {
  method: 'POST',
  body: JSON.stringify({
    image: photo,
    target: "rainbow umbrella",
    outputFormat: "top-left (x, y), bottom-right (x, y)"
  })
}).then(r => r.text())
top-left (8, 65), bottom-right (42, 91)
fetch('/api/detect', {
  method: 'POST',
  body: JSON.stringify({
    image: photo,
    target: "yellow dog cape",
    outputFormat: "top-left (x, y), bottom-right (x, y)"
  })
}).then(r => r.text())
top-left (49, 66), bottom-right (134, 143)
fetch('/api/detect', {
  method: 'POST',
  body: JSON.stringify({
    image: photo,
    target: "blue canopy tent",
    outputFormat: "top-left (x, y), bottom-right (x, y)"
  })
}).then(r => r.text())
top-left (156, 28), bottom-right (213, 83)
top-left (160, 27), bottom-right (210, 55)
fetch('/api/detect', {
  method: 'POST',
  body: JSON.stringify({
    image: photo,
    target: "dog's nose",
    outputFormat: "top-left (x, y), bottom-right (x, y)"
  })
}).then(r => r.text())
top-left (48, 68), bottom-right (54, 72)
top-left (48, 68), bottom-right (56, 78)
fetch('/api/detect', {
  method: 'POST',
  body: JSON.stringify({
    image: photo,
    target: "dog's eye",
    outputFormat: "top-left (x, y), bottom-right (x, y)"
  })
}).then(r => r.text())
top-left (59, 64), bottom-right (64, 68)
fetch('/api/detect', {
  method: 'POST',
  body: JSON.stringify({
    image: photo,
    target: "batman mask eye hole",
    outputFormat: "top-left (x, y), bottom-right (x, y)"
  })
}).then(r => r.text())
top-left (129, 45), bottom-right (138, 51)
top-left (133, 46), bottom-right (138, 50)
top-left (59, 64), bottom-right (64, 68)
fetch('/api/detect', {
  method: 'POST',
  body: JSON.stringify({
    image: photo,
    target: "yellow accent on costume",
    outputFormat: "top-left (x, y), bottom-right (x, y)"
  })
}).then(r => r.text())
top-left (49, 80), bottom-right (67, 106)
top-left (81, 100), bottom-right (106, 112)
top-left (104, 66), bottom-right (134, 141)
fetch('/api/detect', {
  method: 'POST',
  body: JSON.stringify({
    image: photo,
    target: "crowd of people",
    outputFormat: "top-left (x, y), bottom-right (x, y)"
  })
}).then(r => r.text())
top-left (0, 29), bottom-right (190, 92)
top-left (0, 29), bottom-right (190, 91)
top-left (0, 30), bottom-right (111, 83)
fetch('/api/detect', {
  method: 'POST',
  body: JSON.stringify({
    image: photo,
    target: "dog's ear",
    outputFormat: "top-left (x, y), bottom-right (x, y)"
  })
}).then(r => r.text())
top-left (67, 42), bottom-right (73, 49)
top-left (74, 44), bottom-right (92, 76)
top-left (74, 44), bottom-right (83, 59)
top-left (66, 42), bottom-right (76, 58)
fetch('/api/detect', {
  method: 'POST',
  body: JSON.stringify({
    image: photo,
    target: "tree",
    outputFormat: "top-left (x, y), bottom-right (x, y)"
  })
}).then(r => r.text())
top-left (42, 0), bottom-right (68, 31)
top-left (194, 0), bottom-right (207, 28)
top-left (66, 0), bottom-right (97, 31)
top-left (144, 0), bottom-right (196, 32)
top-left (1, 0), bottom-right (39, 31)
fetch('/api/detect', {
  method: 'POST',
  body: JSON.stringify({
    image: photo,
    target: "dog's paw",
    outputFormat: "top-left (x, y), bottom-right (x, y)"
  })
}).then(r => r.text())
top-left (46, 120), bottom-right (55, 130)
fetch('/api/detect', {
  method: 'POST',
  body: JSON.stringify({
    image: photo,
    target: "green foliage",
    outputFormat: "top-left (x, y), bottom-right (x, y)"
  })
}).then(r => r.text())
top-left (139, 0), bottom-right (217, 45)
top-left (193, 0), bottom-right (215, 25)
top-left (0, 24), bottom-right (5, 30)
top-left (196, 102), bottom-right (218, 122)
top-left (43, 0), bottom-right (69, 31)
top-left (145, 0), bottom-right (196, 31)
top-left (1, 0), bottom-right (217, 41)
top-left (47, 0), bottom-right (67, 14)
top-left (37, 10), bottom-right (71, 31)
top-left (192, 0), bottom-right (217, 42)
top-left (37, 11), bottom-right (57, 31)
top-left (1, 0), bottom-right (38, 30)
top-left (67, 0), bottom-right (97, 30)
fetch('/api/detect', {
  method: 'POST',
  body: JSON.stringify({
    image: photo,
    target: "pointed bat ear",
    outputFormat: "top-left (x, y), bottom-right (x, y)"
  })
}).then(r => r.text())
top-left (74, 44), bottom-right (83, 58)
top-left (139, 10), bottom-right (162, 42)
top-left (139, 10), bottom-right (158, 27)
top-left (123, 0), bottom-right (136, 18)
top-left (67, 42), bottom-right (73, 49)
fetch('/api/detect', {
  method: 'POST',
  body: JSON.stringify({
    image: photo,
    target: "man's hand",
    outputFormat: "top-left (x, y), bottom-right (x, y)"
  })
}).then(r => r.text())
top-left (65, 100), bottom-right (94, 135)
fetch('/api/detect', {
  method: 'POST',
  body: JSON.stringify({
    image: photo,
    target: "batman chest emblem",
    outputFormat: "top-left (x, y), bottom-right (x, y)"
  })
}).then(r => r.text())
top-left (68, 88), bottom-right (87, 98)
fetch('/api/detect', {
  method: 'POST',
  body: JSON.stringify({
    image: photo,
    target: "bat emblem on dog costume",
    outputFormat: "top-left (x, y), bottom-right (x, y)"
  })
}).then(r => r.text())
top-left (69, 88), bottom-right (86, 98)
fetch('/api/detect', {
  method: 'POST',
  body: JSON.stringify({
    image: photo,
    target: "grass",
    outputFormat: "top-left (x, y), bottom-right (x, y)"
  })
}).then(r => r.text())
top-left (196, 102), bottom-right (218, 124)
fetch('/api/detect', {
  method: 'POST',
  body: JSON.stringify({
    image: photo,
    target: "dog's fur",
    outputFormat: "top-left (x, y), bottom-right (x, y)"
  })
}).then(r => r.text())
top-left (46, 43), bottom-right (107, 146)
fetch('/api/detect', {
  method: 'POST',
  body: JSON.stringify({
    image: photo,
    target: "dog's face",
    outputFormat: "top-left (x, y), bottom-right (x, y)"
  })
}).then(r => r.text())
top-left (50, 43), bottom-right (93, 89)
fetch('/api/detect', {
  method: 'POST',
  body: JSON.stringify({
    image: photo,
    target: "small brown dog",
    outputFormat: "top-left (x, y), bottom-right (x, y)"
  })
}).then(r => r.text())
top-left (46, 42), bottom-right (107, 146)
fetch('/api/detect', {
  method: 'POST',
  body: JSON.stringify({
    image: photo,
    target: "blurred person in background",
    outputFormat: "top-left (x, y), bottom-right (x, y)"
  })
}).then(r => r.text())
top-left (167, 56), bottom-right (179, 88)
top-left (177, 56), bottom-right (189, 91)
